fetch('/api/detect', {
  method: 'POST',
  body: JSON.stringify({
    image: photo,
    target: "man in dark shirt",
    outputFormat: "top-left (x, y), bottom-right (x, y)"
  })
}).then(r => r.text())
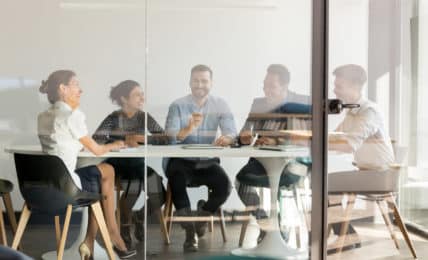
top-left (236, 64), bottom-right (310, 244)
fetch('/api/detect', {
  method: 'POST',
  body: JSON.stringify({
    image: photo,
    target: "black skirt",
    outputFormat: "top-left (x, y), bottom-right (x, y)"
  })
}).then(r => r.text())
top-left (75, 165), bottom-right (101, 194)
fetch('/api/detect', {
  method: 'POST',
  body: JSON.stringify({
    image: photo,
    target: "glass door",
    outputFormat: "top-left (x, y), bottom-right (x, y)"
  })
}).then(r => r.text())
top-left (326, 0), bottom-right (425, 259)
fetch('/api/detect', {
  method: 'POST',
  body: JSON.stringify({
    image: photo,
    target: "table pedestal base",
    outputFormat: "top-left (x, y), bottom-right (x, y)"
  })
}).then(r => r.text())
top-left (232, 157), bottom-right (308, 260)
top-left (231, 229), bottom-right (307, 259)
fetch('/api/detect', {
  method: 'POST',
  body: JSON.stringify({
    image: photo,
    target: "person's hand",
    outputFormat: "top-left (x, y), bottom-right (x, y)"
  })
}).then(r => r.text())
top-left (239, 130), bottom-right (253, 145)
top-left (214, 135), bottom-right (234, 146)
top-left (188, 112), bottom-right (203, 129)
top-left (125, 135), bottom-right (145, 147)
top-left (255, 136), bottom-right (277, 146)
top-left (111, 140), bottom-right (126, 150)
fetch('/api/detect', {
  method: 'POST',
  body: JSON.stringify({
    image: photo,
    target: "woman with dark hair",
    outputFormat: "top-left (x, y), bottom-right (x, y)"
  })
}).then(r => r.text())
top-left (93, 80), bottom-right (167, 248)
top-left (38, 70), bottom-right (136, 260)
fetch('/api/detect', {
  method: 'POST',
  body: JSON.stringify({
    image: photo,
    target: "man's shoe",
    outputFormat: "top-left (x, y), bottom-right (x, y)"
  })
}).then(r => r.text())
top-left (120, 225), bottom-right (133, 249)
top-left (257, 229), bottom-right (267, 244)
top-left (183, 224), bottom-right (198, 252)
top-left (176, 207), bottom-right (199, 252)
top-left (195, 200), bottom-right (210, 237)
top-left (133, 211), bottom-right (145, 242)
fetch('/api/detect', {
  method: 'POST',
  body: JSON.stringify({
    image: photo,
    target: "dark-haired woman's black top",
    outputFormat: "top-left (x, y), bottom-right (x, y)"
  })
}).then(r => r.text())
top-left (93, 110), bottom-right (168, 181)
top-left (93, 110), bottom-right (166, 207)
top-left (93, 110), bottom-right (168, 146)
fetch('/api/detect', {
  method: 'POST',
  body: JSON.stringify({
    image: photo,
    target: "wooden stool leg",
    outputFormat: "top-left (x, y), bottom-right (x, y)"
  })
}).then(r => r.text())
top-left (386, 194), bottom-right (417, 259)
top-left (336, 193), bottom-right (356, 254)
top-left (3, 193), bottom-right (18, 235)
top-left (0, 202), bottom-right (7, 246)
top-left (57, 205), bottom-right (72, 260)
top-left (91, 202), bottom-right (115, 260)
top-left (12, 204), bottom-right (31, 250)
top-left (376, 199), bottom-right (400, 249)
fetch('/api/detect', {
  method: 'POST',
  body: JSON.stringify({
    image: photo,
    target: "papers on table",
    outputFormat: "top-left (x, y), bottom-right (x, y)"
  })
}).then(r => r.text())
top-left (181, 144), bottom-right (224, 149)
top-left (258, 144), bottom-right (306, 152)
top-left (112, 146), bottom-right (144, 152)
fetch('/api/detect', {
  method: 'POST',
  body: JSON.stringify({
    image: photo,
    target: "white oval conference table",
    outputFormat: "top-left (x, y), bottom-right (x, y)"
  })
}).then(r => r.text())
top-left (6, 144), bottom-right (309, 260)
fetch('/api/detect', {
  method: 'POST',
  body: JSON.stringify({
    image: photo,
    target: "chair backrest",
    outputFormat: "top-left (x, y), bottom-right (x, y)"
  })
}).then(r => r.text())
top-left (14, 153), bottom-right (80, 215)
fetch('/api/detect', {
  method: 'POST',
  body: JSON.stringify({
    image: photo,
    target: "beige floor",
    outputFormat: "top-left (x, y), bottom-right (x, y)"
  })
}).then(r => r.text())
top-left (4, 220), bottom-right (427, 259)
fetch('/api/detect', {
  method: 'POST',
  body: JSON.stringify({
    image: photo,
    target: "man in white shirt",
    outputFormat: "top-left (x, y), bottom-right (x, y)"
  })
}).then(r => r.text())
top-left (329, 64), bottom-right (395, 250)
top-left (330, 64), bottom-right (394, 170)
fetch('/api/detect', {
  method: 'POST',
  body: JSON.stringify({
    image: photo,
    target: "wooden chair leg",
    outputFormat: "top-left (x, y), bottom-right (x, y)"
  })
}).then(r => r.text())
top-left (219, 208), bottom-right (227, 243)
top-left (238, 221), bottom-right (249, 247)
top-left (208, 216), bottom-right (214, 233)
top-left (57, 205), bottom-right (72, 260)
top-left (158, 208), bottom-right (170, 245)
top-left (54, 216), bottom-right (61, 251)
top-left (0, 202), bottom-right (7, 246)
top-left (293, 185), bottom-right (307, 248)
top-left (375, 199), bottom-right (400, 249)
top-left (336, 193), bottom-right (356, 254)
top-left (238, 209), bottom-right (251, 247)
top-left (12, 204), bottom-right (31, 250)
top-left (3, 193), bottom-right (18, 235)
top-left (164, 186), bottom-right (173, 235)
top-left (91, 202), bottom-right (115, 260)
top-left (295, 226), bottom-right (301, 248)
top-left (386, 194), bottom-right (418, 259)
top-left (115, 180), bottom-right (121, 227)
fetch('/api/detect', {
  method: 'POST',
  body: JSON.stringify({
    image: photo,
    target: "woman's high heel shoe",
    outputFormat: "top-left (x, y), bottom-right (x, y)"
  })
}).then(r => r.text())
top-left (79, 243), bottom-right (93, 260)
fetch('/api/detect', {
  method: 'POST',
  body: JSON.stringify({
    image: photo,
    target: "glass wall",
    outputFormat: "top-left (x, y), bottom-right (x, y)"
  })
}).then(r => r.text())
top-left (326, 0), bottom-right (425, 259)
top-left (144, 0), bottom-right (313, 259)
top-left (0, 0), bottom-right (316, 259)
top-left (399, 0), bottom-right (428, 237)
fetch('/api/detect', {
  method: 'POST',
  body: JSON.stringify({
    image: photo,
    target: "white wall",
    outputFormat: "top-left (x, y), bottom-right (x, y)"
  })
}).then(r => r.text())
top-left (0, 0), bottom-right (395, 211)
top-left (0, 0), bottom-right (312, 210)
top-left (416, 1), bottom-right (428, 167)
top-left (328, 0), bottom-right (368, 131)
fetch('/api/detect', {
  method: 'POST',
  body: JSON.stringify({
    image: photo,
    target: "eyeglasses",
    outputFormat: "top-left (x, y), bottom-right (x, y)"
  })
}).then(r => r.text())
top-left (67, 80), bottom-right (80, 87)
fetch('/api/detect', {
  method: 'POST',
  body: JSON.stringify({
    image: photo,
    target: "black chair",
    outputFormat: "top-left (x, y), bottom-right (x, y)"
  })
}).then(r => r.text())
top-left (11, 153), bottom-right (115, 260)
top-left (0, 179), bottom-right (18, 246)
top-left (0, 245), bottom-right (32, 260)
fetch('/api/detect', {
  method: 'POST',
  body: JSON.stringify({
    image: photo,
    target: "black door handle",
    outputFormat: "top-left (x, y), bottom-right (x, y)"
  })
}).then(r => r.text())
top-left (328, 99), bottom-right (360, 114)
